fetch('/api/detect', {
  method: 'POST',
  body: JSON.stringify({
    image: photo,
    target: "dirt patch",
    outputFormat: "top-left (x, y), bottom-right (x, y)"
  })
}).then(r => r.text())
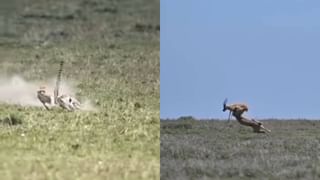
top-left (0, 75), bottom-right (96, 111)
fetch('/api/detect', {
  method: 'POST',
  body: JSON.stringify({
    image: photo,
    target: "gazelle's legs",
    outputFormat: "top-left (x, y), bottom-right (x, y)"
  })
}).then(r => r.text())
top-left (260, 125), bottom-right (271, 133)
top-left (42, 102), bottom-right (50, 110)
top-left (228, 111), bottom-right (232, 122)
top-left (222, 99), bottom-right (271, 133)
top-left (235, 115), bottom-right (271, 133)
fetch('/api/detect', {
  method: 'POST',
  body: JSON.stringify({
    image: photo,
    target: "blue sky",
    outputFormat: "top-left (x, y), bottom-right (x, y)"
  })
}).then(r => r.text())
top-left (160, 0), bottom-right (320, 119)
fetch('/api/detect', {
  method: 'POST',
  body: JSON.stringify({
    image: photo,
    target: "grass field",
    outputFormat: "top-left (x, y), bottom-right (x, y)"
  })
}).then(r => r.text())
top-left (0, 0), bottom-right (159, 179)
top-left (161, 117), bottom-right (320, 180)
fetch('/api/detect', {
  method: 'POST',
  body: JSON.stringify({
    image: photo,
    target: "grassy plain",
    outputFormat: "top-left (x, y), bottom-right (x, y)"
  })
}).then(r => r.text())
top-left (0, 0), bottom-right (159, 179)
top-left (161, 117), bottom-right (320, 180)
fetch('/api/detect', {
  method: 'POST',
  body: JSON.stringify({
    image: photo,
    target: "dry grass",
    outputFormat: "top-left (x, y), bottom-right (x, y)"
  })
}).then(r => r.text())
top-left (161, 117), bottom-right (320, 180)
top-left (0, 0), bottom-right (159, 179)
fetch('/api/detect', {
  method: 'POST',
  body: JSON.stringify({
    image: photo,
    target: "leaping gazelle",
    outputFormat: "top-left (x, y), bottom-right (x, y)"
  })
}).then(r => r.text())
top-left (223, 98), bottom-right (271, 133)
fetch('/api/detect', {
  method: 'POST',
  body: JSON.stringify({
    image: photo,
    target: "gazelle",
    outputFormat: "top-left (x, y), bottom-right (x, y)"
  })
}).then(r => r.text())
top-left (37, 61), bottom-right (81, 111)
top-left (223, 98), bottom-right (249, 122)
top-left (223, 98), bottom-right (271, 133)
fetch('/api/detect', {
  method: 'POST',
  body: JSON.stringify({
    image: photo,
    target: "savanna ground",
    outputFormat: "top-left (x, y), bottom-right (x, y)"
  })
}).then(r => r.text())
top-left (0, 0), bottom-right (159, 179)
top-left (161, 117), bottom-right (320, 180)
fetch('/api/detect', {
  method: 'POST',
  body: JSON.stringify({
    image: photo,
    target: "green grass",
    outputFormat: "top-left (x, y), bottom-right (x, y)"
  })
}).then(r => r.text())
top-left (0, 0), bottom-right (159, 179)
top-left (161, 117), bottom-right (320, 180)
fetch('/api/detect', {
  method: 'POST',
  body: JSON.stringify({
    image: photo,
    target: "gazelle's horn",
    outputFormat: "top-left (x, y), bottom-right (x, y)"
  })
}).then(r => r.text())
top-left (223, 98), bottom-right (228, 112)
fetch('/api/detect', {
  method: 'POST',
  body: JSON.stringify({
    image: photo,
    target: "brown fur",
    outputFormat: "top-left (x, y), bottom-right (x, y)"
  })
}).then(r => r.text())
top-left (224, 104), bottom-right (248, 117)
top-left (223, 100), bottom-right (271, 133)
top-left (232, 112), bottom-right (271, 133)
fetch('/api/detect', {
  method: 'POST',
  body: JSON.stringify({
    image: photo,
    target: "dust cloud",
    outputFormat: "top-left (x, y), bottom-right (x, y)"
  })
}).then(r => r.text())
top-left (0, 75), bottom-right (96, 111)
